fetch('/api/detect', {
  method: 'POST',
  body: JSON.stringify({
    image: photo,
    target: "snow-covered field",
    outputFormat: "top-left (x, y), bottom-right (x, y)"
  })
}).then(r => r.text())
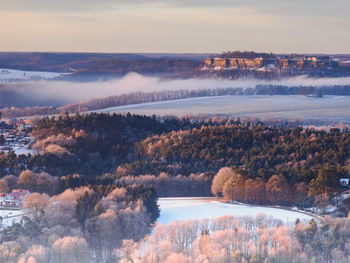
top-left (10, 146), bottom-right (34, 155)
top-left (157, 197), bottom-right (314, 226)
top-left (93, 95), bottom-right (350, 121)
top-left (0, 68), bottom-right (67, 81)
top-left (0, 145), bottom-right (34, 155)
top-left (0, 209), bottom-right (28, 228)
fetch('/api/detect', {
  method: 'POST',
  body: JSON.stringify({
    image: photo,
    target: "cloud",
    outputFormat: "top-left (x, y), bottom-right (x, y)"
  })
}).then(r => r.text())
top-left (1, 0), bottom-right (349, 17)
top-left (1, 0), bottom-right (349, 53)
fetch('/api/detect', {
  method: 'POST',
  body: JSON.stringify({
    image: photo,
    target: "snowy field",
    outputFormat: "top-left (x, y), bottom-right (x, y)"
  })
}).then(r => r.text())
top-left (157, 197), bottom-right (314, 226)
top-left (0, 145), bottom-right (34, 155)
top-left (93, 95), bottom-right (350, 122)
top-left (0, 209), bottom-right (28, 228)
top-left (9, 146), bottom-right (34, 155)
top-left (0, 68), bottom-right (67, 81)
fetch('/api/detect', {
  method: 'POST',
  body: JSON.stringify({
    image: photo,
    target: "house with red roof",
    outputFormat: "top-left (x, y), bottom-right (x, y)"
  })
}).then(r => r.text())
top-left (0, 189), bottom-right (30, 207)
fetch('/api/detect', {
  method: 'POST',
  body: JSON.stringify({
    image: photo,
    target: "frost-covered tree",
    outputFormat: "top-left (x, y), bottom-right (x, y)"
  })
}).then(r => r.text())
top-left (294, 182), bottom-right (308, 208)
top-left (53, 236), bottom-right (90, 263)
top-left (266, 175), bottom-right (290, 205)
top-left (18, 245), bottom-right (50, 263)
top-left (0, 241), bottom-right (22, 263)
top-left (3, 174), bottom-right (18, 191)
top-left (22, 192), bottom-right (50, 213)
top-left (18, 170), bottom-right (58, 195)
top-left (244, 177), bottom-right (266, 204)
top-left (0, 179), bottom-right (9, 193)
top-left (211, 167), bottom-right (235, 197)
top-left (222, 172), bottom-right (244, 201)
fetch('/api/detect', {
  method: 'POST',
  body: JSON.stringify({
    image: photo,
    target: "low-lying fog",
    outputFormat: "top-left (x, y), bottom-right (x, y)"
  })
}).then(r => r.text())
top-left (2, 72), bottom-right (350, 108)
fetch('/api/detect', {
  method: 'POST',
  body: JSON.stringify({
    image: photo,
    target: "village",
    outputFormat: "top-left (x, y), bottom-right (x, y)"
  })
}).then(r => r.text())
top-left (202, 55), bottom-right (339, 72)
top-left (0, 189), bottom-right (30, 229)
top-left (0, 117), bottom-right (33, 155)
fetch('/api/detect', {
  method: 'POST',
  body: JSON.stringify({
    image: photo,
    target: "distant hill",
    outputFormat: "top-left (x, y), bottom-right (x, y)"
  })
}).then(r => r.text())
top-left (0, 51), bottom-right (349, 80)
top-left (0, 52), bottom-right (152, 72)
top-left (0, 52), bottom-right (210, 73)
top-left (75, 58), bottom-right (201, 77)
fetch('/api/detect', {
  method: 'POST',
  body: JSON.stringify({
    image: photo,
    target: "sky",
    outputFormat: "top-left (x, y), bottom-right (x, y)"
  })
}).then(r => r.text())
top-left (0, 0), bottom-right (349, 53)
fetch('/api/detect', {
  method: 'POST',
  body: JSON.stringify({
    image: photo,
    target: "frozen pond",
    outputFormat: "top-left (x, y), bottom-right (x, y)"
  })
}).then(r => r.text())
top-left (157, 197), bottom-right (314, 226)
top-left (93, 95), bottom-right (350, 121)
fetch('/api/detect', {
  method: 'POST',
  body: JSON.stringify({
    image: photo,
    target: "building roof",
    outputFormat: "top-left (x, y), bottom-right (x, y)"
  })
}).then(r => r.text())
top-left (0, 189), bottom-right (30, 202)
top-left (12, 189), bottom-right (30, 195)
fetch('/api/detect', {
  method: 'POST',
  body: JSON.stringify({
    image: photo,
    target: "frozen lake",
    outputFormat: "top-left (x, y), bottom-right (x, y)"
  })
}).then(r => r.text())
top-left (157, 197), bottom-right (314, 226)
top-left (93, 95), bottom-right (350, 121)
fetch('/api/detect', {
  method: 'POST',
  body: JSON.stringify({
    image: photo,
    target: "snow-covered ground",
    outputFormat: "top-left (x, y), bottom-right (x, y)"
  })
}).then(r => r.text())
top-left (10, 146), bottom-right (34, 155)
top-left (92, 95), bottom-right (350, 122)
top-left (0, 145), bottom-right (34, 155)
top-left (157, 197), bottom-right (314, 226)
top-left (0, 209), bottom-right (29, 228)
top-left (0, 68), bottom-right (68, 81)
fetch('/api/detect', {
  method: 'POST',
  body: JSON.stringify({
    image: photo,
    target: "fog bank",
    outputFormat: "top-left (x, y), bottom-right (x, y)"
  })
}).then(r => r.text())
top-left (3, 73), bottom-right (350, 107)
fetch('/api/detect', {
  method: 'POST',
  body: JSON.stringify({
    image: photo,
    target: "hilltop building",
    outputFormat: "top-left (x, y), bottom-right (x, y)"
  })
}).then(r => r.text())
top-left (202, 56), bottom-right (338, 72)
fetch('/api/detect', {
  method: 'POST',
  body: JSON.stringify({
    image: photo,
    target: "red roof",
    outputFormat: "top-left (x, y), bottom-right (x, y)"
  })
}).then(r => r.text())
top-left (6, 193), bottom-right (21, 201)
top-left (12, 189), bottom-right (30, 195)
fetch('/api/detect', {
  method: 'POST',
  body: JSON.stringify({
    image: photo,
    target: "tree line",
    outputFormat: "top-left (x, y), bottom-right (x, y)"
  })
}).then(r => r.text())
top-left (116, 215), bottom-right (350, 263)
top-left (211, 167), bottom-right (309, 207)
top-left (2, 84), bottom-right (350, 117)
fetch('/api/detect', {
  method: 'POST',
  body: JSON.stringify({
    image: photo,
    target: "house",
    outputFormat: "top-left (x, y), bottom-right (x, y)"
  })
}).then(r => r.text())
top-left (339, 178), bottom-right (350, 187)
top-left (1, 118), bottom-right (17, 128)
top-left (16, 121), bottom-right (32, 131)
top-left (16, 121), bottom-right (26, 131)
top-left (0, 189), bottom-right (30, 207)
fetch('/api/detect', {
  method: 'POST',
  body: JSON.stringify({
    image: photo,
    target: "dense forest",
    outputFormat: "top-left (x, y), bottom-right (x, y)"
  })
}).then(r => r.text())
top-left (77, 58), bottom-right (201, 76)
top-left (1, 113), bottom-right (350, 262)
top-left (219, 51), bottom-right (276, 59)
top-left (1, 113), bottom-right (349, 200)
top-left (0, 52), bottom-right (203, 73)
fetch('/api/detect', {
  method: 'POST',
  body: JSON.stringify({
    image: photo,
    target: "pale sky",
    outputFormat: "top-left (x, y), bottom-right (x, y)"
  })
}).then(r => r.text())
top-left (0, 0), bottom-right (349, 53)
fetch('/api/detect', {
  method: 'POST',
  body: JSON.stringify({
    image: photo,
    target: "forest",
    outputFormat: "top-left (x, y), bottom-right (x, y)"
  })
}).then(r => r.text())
top-left (0, 113), bottom-right (349, 200)
top-left (0, 113), bottom-right (350, 262)
top-left (219, 51), bottom-right (276, 59)
top-left (0, 171), bottom-right (159, 263)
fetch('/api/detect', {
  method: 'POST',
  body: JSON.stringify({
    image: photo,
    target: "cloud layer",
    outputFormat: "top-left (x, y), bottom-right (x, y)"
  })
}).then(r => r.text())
top-left (1, 0), bottom-right (349, 15)
top-left (1, 0), bottom-right (349, 53)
